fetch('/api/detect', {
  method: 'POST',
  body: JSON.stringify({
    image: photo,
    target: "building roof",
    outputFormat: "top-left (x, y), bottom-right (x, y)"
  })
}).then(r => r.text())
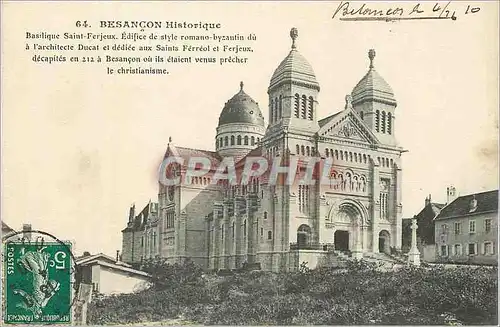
top-left (164, 145), bottom-right (222, 169)
top-left (218, 82), bottom-right (265, 127)
top-left (122, 201), bottom-right (159, 232)
top-left (76, 253), bottom-right (150, 278)
top-left (2, 221), bottom-right (14, 234)
top-left (318, 111), bottom-right (343, 128)
top-left (269, 28), bottom-right (320, 91)
top-left (351, 49), bottom-right (396, 106)
top-left (435, 190), bottom-right (498, 220)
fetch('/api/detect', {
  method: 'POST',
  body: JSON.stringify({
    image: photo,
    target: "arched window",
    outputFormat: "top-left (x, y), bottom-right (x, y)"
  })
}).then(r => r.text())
top-left (244, 135), bottom-right (249, 145)
top-left (349, 152), bottom-right (353, 161)
top-left (308, 96), bottom-right (314, 120)
top-left (264, 211), bottom-right (268, 219)
top-left (363, 154), bottom-right (367, 163)
top-left (297, 224), bottom-right (311, 248)
top-left (301, 145), bottom-right (305, 155)
top-left (294, 93), bottom-right (300, 118)
top-left (237, 135), bottom-right (242, 145)
top-left (219, 138), bottom-right (223, 148)
top-left (340, 151), bottom-right (343, 160)
top-left (270, 99), bottom-right (274, 123)
top-left (268, 231), bottom-right (272, 240)
top-left (224, 136), bottom-right (228, 146)
top-left (301, 95), bottom-right (307, 119)
top-left (232, 222), bottom-right (235, 238)
top-left (375, 110), bottom-right (380, 132)
top-left (330, 149), bottom-right (334, 158)
top-left (390, 158), bottom-right (394, 167)
top-left (360, 111), bottom-right (364, 120)
top-left (387, 112), bottom-right (392, 134)
top-left (306, 146), bottom-right (310, 156)
top-left (257, 137), bottom-right (260, 144)
top-left (274, 97), bottom-right (279, 122)
top-left (279, 95), bottom-right (283, 119)
top-left (335, 150), bottom-right (339, 160)
top-left (230, 135), bottom-right (235, 145)
top-left (296, 144), bottom-right (300, 154)
top-left (251, 136), bottom-right (255, 145)
top-left (325, 148), bottom-right (329, 157)
top-left (381, 111), bottom-right (386, 133)
top-left (354, 153), bottom-right (358, 162)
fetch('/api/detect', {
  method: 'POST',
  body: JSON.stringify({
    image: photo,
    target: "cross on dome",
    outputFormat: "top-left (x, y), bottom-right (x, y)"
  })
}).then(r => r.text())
top-left (368, 49), bottom-right (376, 69)
top-left (290, 27), bottom-right (298, 49)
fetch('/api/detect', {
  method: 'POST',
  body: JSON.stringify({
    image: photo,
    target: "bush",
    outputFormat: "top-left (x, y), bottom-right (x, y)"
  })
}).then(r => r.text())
top-left (88, 261), bottom-right (498, 325)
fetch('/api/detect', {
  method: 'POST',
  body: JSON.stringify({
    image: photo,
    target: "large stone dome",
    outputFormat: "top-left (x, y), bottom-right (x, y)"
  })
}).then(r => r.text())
top-left (352, 49), bottom-right (396, 106)
top-left (269, 28), bottom-right (320, 91)
top-left (218, 81), bottom-right (265, 126)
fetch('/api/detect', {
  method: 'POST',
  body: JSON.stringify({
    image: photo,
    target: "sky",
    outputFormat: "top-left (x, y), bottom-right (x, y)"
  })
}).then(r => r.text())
top-left (2, 1), bottom-right (498, 256)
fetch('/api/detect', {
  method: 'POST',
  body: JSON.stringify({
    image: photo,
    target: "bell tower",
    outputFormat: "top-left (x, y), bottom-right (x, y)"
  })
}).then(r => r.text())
top-left (266, 28), bottom-right (320, 136)
top-left (351, 49), bottom-right (397, 146)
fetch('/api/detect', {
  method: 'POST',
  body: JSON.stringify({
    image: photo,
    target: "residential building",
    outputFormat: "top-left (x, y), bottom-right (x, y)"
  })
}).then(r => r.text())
top-left (434, 190), bottom-right (498, 265)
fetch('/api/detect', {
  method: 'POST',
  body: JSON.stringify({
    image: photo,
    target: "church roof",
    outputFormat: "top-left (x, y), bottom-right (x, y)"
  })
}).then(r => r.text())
top-left (218, 82), bottom-right (265, 126)
top-left (351, 49), bottom-right (396, 106)
top-left (269, 28), bottom-right (319, 91)
top-left (435, 190), bottom-right (498, 221)
top-left (318, 111), bottom-right (343, 128)
top-left (175, 146), bottom-right (222, 168)
top-left (122, 202), bottom-right (159, 232)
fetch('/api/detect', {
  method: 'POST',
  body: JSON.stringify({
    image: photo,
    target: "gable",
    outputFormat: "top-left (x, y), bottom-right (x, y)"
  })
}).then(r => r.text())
top-left (317, 109), bottom-right (379, 145)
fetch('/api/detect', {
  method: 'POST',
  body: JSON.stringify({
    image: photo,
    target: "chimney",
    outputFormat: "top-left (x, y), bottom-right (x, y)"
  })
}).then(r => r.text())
top-left (446, 186), bottom-right (457, 204)
top-left (116, 250), bottom-right (120, 262)
top-left (425, 194), bottom-right (431, 206)
top-left (22, 224), bottom-right (32, 241)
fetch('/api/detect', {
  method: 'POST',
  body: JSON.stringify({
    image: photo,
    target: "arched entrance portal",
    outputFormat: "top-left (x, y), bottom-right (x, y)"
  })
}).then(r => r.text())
top-left (334, 230), bottom-right (349, 251)
top-left (378, 230), bottom-right (391, 254)
top-left (297, 224), bottom-right (311, 249)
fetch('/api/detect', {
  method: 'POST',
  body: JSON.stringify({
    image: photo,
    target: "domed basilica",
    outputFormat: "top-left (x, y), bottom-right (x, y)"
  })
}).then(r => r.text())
top-left (121, 28), bottom-right (406, 272)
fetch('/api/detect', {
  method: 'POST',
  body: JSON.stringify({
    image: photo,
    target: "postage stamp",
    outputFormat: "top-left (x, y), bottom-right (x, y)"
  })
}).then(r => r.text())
top-left (3, 240), bottom-right (73, 324)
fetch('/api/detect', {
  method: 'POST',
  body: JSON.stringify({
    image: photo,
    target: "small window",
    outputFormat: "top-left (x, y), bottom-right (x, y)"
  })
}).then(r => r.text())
top-left (260, 228), bottom-right (263, 237)
top-left (440, 245), bottom-right (448, 257)
top-left (484, 242), bottom-right (494, 255)
top-left (485, 219), bottom-right (492, 233)
top-left (469, 220), bottom-right (476, 234)
top-left (454, 222), bottom-right (461, 235)
top-left (468, 243), bottom-right (477, 255)
top-left (268, 231), bottom-right (272, 240)
top-left (264, 212), bottom-right (268, 219)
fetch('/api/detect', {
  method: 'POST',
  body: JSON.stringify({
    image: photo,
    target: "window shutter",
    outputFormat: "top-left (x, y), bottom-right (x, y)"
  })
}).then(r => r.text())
top-left (465, 244), bottom-right (469, 255)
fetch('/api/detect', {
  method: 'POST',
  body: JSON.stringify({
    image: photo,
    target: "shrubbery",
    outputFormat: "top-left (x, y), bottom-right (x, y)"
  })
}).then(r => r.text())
top-left (88, 259), bottom-right (497, 325)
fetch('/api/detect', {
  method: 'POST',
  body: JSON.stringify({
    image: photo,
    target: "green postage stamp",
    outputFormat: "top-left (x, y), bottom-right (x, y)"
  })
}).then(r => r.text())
top-left (3, 241), bottom-right (73, 324)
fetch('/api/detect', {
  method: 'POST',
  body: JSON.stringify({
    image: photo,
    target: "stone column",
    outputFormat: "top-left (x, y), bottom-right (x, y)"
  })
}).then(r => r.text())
top-left (352, 217), bottom-right (363, 259)
top-left (371, 160), bottom-right (380, 252)
top-left (408, 217), bottom-right (421, 266)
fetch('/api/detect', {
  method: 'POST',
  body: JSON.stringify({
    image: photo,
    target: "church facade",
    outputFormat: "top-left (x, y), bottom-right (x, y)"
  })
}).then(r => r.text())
top-left (121, 28), bottom-right (406, 272)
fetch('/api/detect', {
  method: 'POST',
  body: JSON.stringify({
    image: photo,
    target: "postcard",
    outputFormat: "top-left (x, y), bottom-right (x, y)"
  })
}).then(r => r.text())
top-left (1, 1), bottom-right (498, 325)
